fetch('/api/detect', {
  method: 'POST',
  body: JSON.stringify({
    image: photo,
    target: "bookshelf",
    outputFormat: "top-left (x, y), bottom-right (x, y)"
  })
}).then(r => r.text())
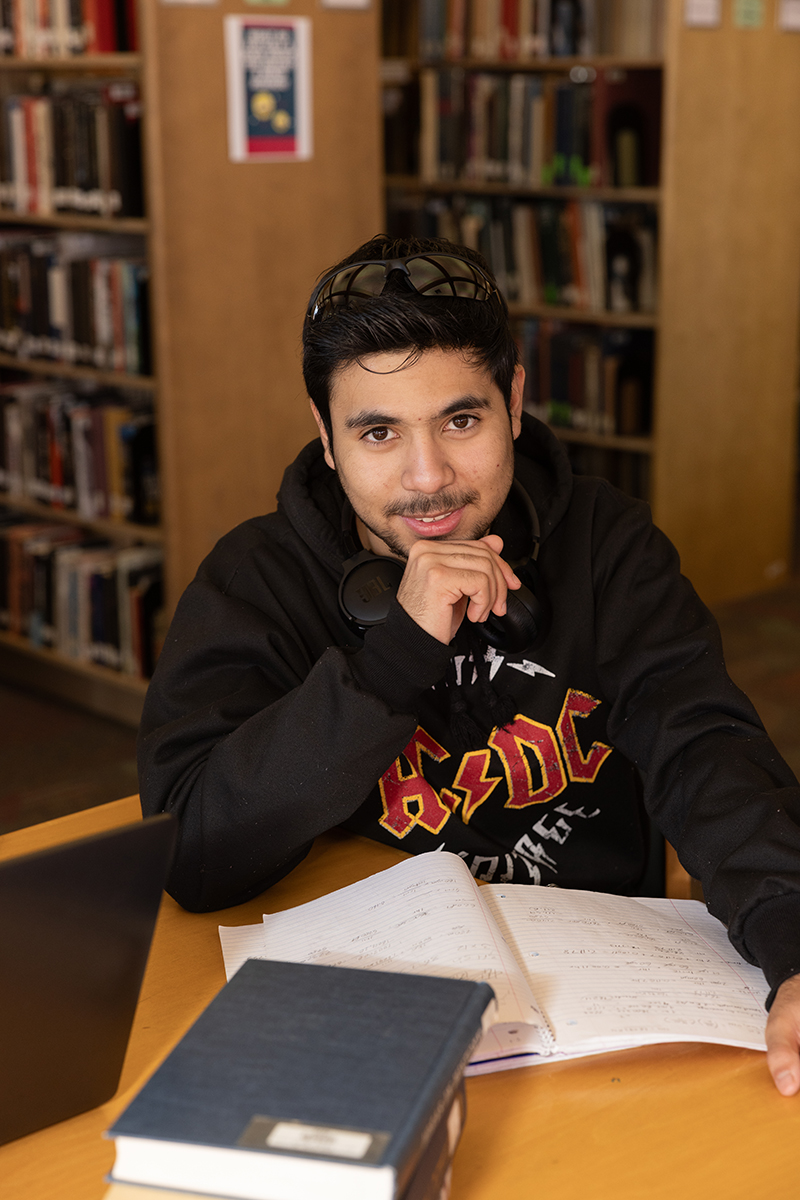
top-left (382, 0), bottom-right (800, 606)
top-left (0, 1), bottom-right (383, 723)
top-left (0, 48), bottom-right (158, 724)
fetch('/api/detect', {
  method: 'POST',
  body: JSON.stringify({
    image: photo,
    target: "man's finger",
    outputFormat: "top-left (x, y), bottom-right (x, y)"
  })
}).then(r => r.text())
top-left (478, 534), bottom-right (522, 592)
top-left (765, 975), bottom-right (800, 1096)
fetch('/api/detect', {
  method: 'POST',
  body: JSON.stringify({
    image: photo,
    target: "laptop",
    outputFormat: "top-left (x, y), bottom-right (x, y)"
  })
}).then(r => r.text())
top-left (0, 814), bottom-right (176, 1146)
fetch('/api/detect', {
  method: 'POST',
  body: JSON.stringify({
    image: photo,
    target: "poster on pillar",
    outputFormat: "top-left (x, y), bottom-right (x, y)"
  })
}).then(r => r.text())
top-left (224, 15), bottom-right (312, 162)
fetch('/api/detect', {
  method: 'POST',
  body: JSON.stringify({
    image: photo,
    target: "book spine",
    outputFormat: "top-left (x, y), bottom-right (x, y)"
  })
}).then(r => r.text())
top-left (387, 987), bottom-right (492, 1198)
top-left (94, 0), bottom-right (115, 51)
top-left (500, 0), bottom-right (520, 60)
top-left (9, 99), bottom-right (28, 214)
top-left (0, 0), bottom-right (14, 53)
top-left (82, 0), bottom-right (98, 55)
top-left (33, 96), bottom-right (54, 215)
top-left (398, 1080), bottom-right (466, 1200)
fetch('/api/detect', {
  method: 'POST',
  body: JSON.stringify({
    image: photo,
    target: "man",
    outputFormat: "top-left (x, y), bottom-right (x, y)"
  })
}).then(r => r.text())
top-left (139, 235), bottom-right (800, 1094)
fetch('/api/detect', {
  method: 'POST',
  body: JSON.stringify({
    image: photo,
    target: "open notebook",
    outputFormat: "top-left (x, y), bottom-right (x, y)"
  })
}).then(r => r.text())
top-left (219, 851), bottom-right (768, 1075)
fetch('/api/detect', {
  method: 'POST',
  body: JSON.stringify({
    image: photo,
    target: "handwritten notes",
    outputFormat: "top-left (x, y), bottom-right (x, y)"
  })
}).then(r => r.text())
top-left (220, 853), bottom-right (550, 1062)
top-left (483, 887), bottom-right (768, 1054)
top-left (219, 852), bottom-right (768, 1073)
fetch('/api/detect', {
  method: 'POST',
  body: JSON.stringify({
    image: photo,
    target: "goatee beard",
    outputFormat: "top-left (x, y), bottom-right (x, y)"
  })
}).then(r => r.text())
top-left (349, 488), bottom-right (486, 560)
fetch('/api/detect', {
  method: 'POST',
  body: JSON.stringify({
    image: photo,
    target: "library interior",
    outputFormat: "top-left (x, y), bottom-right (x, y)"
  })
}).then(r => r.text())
top-left (2, 1), bottom-right (800, 1198)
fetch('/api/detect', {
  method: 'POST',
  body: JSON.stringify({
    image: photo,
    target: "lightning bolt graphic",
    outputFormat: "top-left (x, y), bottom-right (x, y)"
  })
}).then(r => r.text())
top-left (451, 749), bottom-right (503, 823)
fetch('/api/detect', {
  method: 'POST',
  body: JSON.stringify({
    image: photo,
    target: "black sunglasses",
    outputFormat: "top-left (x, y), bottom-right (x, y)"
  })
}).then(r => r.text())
top-left (305, 254), bottom-right (501, 323)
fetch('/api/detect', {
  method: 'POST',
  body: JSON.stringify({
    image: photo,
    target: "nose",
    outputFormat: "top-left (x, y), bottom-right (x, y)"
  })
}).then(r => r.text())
top-left (400, 432), bottom-right (456, 495)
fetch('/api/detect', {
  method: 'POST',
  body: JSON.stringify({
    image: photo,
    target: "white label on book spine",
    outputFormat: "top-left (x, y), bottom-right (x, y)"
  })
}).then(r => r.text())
top-left (267, 1122), bottom-right (374, 1159)
top-left (683, 0), bottom-right (721, 25)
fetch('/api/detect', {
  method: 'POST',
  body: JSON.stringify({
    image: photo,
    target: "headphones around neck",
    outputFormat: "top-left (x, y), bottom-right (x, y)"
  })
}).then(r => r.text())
top-left (337, 478), bottom-right (551, 654)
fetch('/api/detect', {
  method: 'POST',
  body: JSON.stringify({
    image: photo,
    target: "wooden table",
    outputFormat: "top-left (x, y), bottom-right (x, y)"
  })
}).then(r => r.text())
top-left (2, 797), bottom-right (799, 1200)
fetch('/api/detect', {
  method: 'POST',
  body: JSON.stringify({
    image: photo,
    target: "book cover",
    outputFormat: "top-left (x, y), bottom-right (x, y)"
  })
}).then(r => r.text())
top-left (108, 959), bottom-right (493, 1200)
top-left (104, 1079), bottom-right (465, 1200)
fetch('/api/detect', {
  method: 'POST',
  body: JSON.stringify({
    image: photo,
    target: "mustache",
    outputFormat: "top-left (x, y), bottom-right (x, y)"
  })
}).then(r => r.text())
top-left (384, 490), bottom-right (479, 519)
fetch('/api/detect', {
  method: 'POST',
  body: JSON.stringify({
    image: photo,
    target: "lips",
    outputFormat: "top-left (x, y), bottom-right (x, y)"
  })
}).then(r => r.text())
top-left (399, 507), bottom-right (465, 538)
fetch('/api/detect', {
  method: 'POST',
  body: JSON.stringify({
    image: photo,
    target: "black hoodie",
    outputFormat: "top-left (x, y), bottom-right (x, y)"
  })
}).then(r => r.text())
top-left (138, 416), bottom-right (800, 1002)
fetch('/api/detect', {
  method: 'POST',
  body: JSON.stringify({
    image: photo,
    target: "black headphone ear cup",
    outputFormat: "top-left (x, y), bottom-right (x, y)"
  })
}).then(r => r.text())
top-left (475, 583), bottom-right (539, 653)
top-left (475, 564), bottom-right (551, 654)
top-left (338, 552), bottom-right (405, 631)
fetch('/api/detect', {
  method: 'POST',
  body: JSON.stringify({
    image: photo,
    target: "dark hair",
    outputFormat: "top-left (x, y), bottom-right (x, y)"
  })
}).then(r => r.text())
top-left (302, 234), bottom-right (519, 438)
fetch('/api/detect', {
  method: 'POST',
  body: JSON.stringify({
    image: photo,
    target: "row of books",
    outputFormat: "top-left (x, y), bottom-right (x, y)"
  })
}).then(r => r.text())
top-left (0, 0), bottom-right (139, 58)
top-left (384, 0), bottom-right (665, 62)
top-left (0, 80), bottom-right (143, 217)
top-left (0, 229), bottom-right (150, 373)
top-left (0, 379), bottom-right (158, 525)
top-left (516, 316), bottom-right (653, 436)
top-left (415, 66), bottom-right (660, 188)
top-left (388, 191), bottom-right (657, 314)
top-left (0, 508), bottom-right (162, 677)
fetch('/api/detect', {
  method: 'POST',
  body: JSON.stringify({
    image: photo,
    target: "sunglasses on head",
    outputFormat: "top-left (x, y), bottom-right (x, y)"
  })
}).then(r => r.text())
top-left (305, 254), bottom-right (501, 323)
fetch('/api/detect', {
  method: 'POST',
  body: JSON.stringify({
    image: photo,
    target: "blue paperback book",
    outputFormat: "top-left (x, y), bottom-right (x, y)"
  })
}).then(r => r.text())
top-left (107, 958), bottom-right (494, 1200)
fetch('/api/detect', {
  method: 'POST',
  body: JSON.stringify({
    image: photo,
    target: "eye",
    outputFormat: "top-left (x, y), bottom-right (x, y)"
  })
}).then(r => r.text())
top-left (362, 426), bottom-right (397, 443)
top-left (447, 413), bottom-right (478, 431)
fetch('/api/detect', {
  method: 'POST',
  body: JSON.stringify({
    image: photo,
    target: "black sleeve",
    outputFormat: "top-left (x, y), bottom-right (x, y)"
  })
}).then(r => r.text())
top-left (591, 486), bottom-right (800, 1002)
top-left (138, 563), bottom-right (452, 913)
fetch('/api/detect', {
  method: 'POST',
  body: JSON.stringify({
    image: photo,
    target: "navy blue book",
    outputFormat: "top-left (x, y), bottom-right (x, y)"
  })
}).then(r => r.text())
top-left (107, 958), bottom-right (494, 1200)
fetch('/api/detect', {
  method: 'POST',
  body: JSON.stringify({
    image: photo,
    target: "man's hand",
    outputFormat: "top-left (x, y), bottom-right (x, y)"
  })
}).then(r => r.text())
top-left (765, 973), bottom-right (800, 1095)
top-left (396, 533), bottom-right (520, 645)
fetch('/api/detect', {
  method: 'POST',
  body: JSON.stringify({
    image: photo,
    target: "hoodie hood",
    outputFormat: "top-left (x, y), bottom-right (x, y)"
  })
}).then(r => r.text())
top-left (276, 413), bottom-right (574, 573)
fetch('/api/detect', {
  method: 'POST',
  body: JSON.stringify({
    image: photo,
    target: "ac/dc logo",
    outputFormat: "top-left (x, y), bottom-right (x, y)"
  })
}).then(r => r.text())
top-left (378, 688), bottom-right (612, 839)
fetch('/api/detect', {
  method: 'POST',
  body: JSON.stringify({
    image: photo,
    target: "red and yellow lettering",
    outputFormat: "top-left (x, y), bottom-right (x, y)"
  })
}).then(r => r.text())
top-left (490, 715), bottom-right (567, 809)
top-left (449, 749), bottom-right (503, 824)
top-left (556, 689), bottom-right (613, 783)
top-left (378, 727), bottom-right (451, 838)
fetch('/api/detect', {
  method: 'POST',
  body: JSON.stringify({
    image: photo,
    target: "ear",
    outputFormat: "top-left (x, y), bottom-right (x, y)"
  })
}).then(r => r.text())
top-left (509, 365), bottom-right (525, 439)
top-left (309, 401), bottom-right (336, 471)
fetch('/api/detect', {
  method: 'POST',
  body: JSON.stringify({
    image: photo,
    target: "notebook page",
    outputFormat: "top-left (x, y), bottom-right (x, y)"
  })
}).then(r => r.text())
top-left (220, 852), bottom-right (552, 1059)
top-left (481, 886), bottom-right (768, 1055)
top-left (219, 922), bottom-right (266, 977)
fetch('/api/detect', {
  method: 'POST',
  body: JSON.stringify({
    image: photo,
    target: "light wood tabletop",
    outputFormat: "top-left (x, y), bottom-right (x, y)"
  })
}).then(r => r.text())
top-left (2, 797), bottom-right (799, 1200)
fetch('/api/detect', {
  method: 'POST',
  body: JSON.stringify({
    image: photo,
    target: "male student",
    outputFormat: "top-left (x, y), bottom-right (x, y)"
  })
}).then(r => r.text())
top-left (139, 235), bottom-right (800, 1095)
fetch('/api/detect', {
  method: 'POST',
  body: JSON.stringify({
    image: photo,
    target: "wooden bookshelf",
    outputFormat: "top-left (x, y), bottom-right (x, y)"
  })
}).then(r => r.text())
top-left (652, 0), bottom-right (800, 603)
top-left (0, 51), bottom-right (159, 720)
top-left (140, 0), bottom-right (382, 604)
top-left (0, 210), bottom-right (148, 233)
top-left (554, 428), bottom-right (654, 454)
top-left (0, 352), bottom-right (155, 389)
top-left (0, 53), bottom-right (142, 71)
top-left (383, 1), bottom-right (800, 605)
top-left (0, 5), bottom-right (383, 721)
top-left (0, 629), bottom-right (148, 726)
top-left (387, 175), bottom-right (661, 204)
top-left (506, 302), bottom-right (658, 329)
top-left (382, 55), bottom-right (664, 74)
top-left (0, 493), bottom-right (163, 545)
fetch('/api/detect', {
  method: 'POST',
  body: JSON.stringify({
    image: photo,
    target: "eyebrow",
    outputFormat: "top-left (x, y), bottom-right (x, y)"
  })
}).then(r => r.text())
top-left (343, 394), bottom-right (492, 431)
